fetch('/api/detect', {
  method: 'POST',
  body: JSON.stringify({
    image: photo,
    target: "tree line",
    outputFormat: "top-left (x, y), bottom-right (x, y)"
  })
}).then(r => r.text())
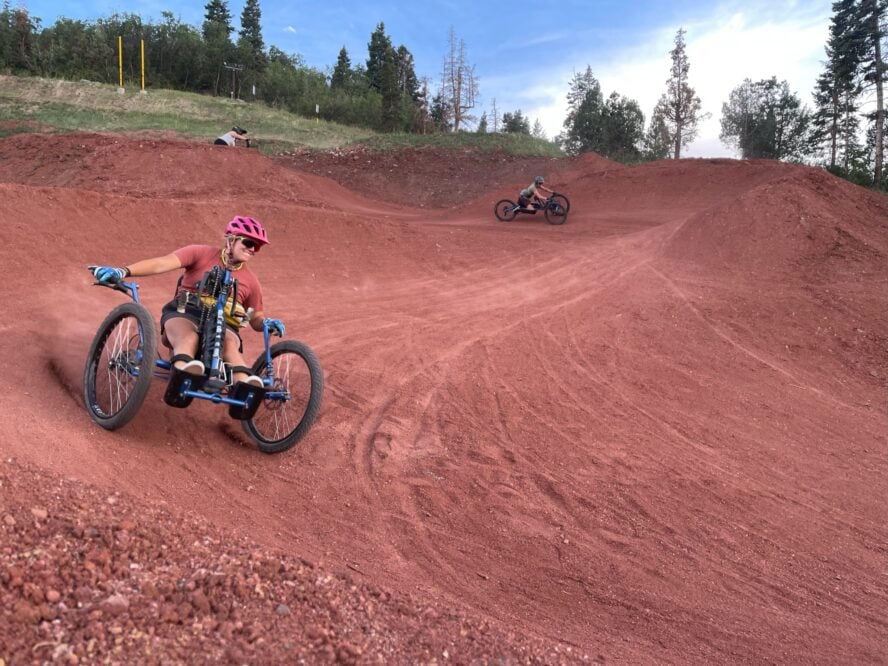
top-left (0, 1), bottom-right (485, 134)
top-left (558, 2), bottom-right (886, 189)
top-left (0, 0), bottom-right (885, 188)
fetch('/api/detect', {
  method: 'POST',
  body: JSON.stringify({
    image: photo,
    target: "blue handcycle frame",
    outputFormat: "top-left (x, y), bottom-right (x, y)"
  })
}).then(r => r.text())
top-left (105, 269), bottom-right (286, 411)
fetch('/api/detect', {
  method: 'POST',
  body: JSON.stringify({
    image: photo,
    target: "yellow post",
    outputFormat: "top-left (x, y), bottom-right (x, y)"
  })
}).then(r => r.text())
top-left (118, 36), bottom-right (123, 91)
top-left (141, 39), bottom-right (145, 92)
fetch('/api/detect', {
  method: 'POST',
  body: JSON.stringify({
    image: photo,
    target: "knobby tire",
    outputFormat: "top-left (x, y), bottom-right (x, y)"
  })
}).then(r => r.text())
top-left (83, 302), bottom-right (157, 430)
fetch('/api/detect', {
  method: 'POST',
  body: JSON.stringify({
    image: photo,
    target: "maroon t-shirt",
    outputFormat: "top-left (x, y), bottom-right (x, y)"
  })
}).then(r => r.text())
top-left (173, 244), bottom-right (264, 313)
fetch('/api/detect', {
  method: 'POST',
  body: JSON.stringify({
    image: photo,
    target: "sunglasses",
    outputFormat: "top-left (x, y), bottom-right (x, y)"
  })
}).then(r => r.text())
top-left (238, 237), bottom-right (261, 251)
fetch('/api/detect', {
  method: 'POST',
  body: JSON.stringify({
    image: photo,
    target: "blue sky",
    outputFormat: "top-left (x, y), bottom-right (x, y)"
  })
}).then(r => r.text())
top-left (21, 0), bottom-right (835, 157)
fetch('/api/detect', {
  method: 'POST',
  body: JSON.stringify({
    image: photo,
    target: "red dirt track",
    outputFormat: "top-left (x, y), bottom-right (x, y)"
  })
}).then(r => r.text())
top-left (1, 132), bottom-right (886, 663)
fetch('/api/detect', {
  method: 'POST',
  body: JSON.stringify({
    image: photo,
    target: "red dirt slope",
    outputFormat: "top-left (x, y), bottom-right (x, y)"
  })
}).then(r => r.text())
top-left (1, 131), bottom-right (886, 664)
top-left (272, 144), bottom-right (621, 209)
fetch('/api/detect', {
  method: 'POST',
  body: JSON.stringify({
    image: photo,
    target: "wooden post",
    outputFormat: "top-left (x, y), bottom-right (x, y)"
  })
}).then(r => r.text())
top-left (117, 36), bottom-right (124, 94)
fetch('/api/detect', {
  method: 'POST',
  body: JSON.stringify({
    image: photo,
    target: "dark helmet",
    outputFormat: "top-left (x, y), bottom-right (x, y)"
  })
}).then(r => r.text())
top-left (232, 126), bottom-right (247, 134)
top-left (534, 176), bottom-right (544, 184)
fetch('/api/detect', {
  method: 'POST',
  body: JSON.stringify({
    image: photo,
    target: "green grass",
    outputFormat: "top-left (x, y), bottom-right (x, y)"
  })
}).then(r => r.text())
top-left (0, 75), bottom-right (562, 156)
top-left (0, 75), bottom-right (373, 151)
top-left (361, 131), bottom-right (563, 156)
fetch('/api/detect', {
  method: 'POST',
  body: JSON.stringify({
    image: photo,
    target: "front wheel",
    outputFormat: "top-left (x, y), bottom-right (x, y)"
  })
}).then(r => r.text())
top-left (243, 340), bottom-right (324, 454)
top-left (494, 199), bottom-right (518, 221)
top-left (551, 193), bottom-right (570, 214)
top-left (83, 302), bottom-right (157, 430)
top-left (545, 200), bottom-right (568, 225)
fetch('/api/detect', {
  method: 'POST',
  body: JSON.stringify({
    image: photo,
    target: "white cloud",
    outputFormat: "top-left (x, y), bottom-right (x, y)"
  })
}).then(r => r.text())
top-left (681, 9), bottom-right (830, 156)
top-left (518, 3), bottom-right (831, 158)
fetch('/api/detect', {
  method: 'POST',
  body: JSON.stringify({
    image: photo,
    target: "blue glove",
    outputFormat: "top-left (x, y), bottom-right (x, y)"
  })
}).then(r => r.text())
top-left (92, 266), bottom-right (127, 284)
top-left (265, 318), bottom-right (285, 337)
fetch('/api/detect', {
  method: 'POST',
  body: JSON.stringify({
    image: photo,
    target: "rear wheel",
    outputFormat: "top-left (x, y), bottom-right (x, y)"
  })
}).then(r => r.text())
top-left (243, 340), bottom-right (324, 454)
top-left (83, 302), bottom-right (157, 430)
top-left (494, 199), bottom-right (518, 221)
top-left (545, 200), bottom-right (568, 225)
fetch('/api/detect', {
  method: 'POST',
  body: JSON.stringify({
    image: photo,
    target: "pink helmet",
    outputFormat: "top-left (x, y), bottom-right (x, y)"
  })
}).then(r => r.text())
top-left (226, 216), bottom-right (269, 245)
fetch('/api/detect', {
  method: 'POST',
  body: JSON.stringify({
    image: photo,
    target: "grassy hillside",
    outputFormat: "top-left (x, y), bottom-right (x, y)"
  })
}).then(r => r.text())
top-left (0, 75), bottom-right (562, 157)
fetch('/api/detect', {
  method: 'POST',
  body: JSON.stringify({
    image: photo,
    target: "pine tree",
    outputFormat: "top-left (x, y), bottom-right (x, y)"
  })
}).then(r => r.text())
top-left (857, 0), bottom-right (887, 186)
top-left (656, 28), bottom-right (707, 158)
top-left (366, 22), bottom-right (391, 92)
top-left (558, 66), bottom-right (644, 159)
top-left (643, 105), bottom-right (671, 160)
top-left (557, 66), bottom-right (605, 155)
top-left (601, 92), bottom-right (644, 162)
top-left (395, 45), bottom-right (419, 101)
top-left (430, 92), bottom-right (451, 131)
top-left (502, 110), bottom-right (530, 134)
top-left (412, 77), bottom-right (433, 133)
top-left (203, 0), bottom-right (232, 40)
top-left (238, 0), bottom-right (265, 72)
top-left (720, 77), bottom-right (810, 160)
top-left (392, 45), bottom-right (423, 131)
top-left (331, 46), bottom-right (351, 90)
top-left (380, 46), bottom-right (401, 131)
top-left (720, 79), bottom-right (758, 157)
top-left (203, 0), bottom-right (234, 95)
top-left (811, 0), bottom-right (864, 171)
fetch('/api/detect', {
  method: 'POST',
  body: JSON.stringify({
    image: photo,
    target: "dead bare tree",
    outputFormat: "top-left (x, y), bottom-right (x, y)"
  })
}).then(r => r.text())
top-left (440, 27), bottom-right (479, 132)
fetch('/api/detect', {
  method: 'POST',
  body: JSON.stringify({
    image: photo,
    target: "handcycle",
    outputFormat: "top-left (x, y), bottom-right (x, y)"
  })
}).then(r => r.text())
top-left (82, 266), bottom-right (323, 454)
top-left (494, 192), bottom-right (571, 225)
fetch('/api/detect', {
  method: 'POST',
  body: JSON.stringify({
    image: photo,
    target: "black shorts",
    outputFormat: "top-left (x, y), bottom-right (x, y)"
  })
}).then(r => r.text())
top-left (214, 138), bottom-right (228, 146)
top-left (160, 301), bottom-right (243, 352)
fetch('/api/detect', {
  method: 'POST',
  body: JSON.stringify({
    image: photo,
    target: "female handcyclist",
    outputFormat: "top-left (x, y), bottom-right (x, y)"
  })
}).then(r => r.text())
top-left (91, 216), bottom-right (286, 392)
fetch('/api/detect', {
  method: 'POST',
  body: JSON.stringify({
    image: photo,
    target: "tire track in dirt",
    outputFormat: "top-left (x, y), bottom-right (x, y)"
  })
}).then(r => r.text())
top-left (533, 255), bottom-right (888, 647)
top-left (649, 264), bottom-right (859, 409)
top-left (319, 222), bottom-right (682, 616)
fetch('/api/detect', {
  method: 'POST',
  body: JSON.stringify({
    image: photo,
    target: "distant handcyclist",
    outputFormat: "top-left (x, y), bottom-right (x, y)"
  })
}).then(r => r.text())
top-left (518, 175), bottom-right (554, 210)
top-left (215, 126), bottom-right (250, 147)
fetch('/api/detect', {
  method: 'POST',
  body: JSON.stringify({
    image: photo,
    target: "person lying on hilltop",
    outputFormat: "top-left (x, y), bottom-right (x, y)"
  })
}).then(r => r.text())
top-left (215, 126), bottom-right (250, 147)
top-left (518, 176), bottom-right (554, 210)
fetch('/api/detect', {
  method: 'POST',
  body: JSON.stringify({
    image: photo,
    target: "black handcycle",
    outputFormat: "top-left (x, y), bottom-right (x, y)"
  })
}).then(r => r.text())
top-left (82, 266), bottom-right (323, 454)
top-left (494, 192), bottom-right (571, 225)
